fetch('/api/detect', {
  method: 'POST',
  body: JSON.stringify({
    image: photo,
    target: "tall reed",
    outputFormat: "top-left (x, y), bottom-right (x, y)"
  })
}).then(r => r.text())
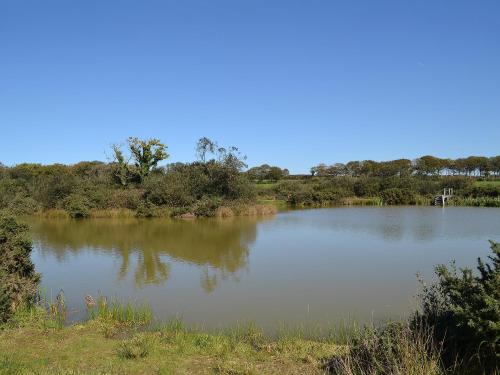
top-left (85, 295), bottom-right (152, 325)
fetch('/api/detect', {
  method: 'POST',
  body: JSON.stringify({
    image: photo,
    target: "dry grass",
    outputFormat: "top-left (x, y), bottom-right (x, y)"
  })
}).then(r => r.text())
top-left (215, 206), bottom-right (235, 218)
top-left (340, 197), bottom-right (382, 206)
top-left (215, 204), bottom-right (277, 218)
top-left (37, 209), bottom-right (70, 219)
top-left (88, 209), bottom-right (136, 218)
top-left (326, 323), bottom-right (446, 375)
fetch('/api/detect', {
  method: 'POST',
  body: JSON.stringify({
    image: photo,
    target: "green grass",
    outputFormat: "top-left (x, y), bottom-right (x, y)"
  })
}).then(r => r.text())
top-left (473, 179), bottom-right (500, 187)
top-left (253, 182), bottom-right (279, 191)
top-left (0, 315), bottom-right (345, 375)
top-left (86, 296), bottom-right (153, 326)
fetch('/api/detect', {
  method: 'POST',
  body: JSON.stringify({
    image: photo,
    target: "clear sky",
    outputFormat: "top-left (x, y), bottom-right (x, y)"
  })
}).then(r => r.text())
top-left (1, 1), bottom-right (499, 173)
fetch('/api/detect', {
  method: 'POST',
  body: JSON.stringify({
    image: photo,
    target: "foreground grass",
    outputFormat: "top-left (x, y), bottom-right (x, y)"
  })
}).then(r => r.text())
top-left (0, 294), bottom-right (454, 375)
top-left (0, 314), bottom-right (346, 375)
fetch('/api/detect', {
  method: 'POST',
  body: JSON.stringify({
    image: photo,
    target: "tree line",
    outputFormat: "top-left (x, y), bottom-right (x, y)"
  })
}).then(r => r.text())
top-left (310, 155), bottom-right (500, 178)
top-left (0, 137), bottom-right (255, 218)
top-left (1, 138), bottom-right (499, 217)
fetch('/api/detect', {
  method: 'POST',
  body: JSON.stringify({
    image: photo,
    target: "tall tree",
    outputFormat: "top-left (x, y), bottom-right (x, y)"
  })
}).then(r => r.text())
top-left (196, 137), bottom-right (217, 162)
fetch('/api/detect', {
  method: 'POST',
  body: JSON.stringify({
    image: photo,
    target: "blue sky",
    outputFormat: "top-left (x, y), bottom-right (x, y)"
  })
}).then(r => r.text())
top-left (1, 1), bottom-right (499, 173)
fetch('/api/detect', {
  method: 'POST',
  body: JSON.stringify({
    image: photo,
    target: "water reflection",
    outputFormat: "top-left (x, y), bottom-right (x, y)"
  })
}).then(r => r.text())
top-left (29, 218), bottom-right (262, 290)
top-left (27, 208), bottom-right (500, 329)
top-left (279, 207), bottom-right (500, 242)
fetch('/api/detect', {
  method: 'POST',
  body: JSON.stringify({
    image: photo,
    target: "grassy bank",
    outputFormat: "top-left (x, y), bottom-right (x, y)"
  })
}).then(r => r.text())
top-left (0, 305), bottom-right (348, 375)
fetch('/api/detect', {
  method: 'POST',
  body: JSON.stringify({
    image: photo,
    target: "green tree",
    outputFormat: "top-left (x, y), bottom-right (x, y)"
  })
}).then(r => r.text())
top-left (112, 138), bottom-right (169, 184)
top-left (128, 137), bottom-right (168, 182)
top-left (415, 155), bottom-right (444, 176)
top-left (112, 145), bottom-right (130, 186)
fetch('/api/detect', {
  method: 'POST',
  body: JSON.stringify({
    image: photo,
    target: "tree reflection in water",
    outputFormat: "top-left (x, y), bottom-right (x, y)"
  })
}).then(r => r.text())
top-left (29, 217), bottom-right (264, 291)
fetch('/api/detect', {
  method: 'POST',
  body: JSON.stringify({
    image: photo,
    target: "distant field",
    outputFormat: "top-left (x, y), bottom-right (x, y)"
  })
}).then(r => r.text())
top-left (474, 180), bottom-right (500, 187)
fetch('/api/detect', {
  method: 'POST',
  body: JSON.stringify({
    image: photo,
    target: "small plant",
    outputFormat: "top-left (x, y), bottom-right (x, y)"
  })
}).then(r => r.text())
top-left (48, 290), bottom-right (67, 328)
top-left (117, 334), bottom-right (151, 359)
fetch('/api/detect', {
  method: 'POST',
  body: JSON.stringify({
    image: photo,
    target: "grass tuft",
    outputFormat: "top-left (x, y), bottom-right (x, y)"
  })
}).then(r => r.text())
top-left (86, 295), bottom-right (153, 326)
top-left (117, 334), bottom-right (151, 359)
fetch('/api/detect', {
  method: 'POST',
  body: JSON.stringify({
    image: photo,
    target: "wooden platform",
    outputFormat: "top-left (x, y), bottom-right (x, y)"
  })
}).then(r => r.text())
top-left (434, 188), bottom-right (453, 206)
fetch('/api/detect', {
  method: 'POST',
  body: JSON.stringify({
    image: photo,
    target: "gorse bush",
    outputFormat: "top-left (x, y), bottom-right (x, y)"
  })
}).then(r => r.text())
top-left (0, 213), bottom-right (40, 322)
top-left (413, 241), bottom-right (500, 373)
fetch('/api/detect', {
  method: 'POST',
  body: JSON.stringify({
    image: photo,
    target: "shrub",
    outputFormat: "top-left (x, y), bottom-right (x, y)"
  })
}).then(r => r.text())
top-left (135, 200), bottom-right (157, 218)
top-left (440, 176), bottom-right (473, 192)
top-left (144, 174), bottom-right (194, 207)
top-left (192, 196), bottom-right (223, 217)
top-left (464, 186), bottom-right (500, 198)
top-left (380, 188), bottom-right (416, 205)
top-left (107, 188), bottom-right (143, 209)
top-left (61, 193), bottom-right (92, 218)
top-left (354, 177), bottom-right (381, 197)
top-left (6, 195), bottom-right (41, 216)
top-left (0, 214), bottom-right (40, 322)
top-left (413, 241), bottom-right (500, 373)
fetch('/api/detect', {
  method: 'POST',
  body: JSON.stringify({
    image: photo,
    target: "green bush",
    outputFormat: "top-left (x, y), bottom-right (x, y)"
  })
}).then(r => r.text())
top-left (144, 174), bottom-right (194, 208)
top-left (439, 176), bottom-right (473, 192)
top-left (354, 177), bottom-right (381, 197)
top-left (6, 195), bottom-right (41, 216)
top-left (135, 200), bottom-right (157, 218)
top-left (0, 214), bottom-right (40, 322)
top-left (464, 186), bottom-right (500, 198)
top-left (192, 196), bottom-right (223, 217)
top-left (413, 241), bottom-right (500, 373)
top-left (61, 193), bottom-right (92, 218)
top-left (380, 188), bottom-right (416, 205)
top-left (107, 188), bottom-right (143, 209)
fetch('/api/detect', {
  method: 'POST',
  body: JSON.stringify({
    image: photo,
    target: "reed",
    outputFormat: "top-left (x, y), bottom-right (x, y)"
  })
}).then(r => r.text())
top-left (85, 295), bottom-right (152, 325)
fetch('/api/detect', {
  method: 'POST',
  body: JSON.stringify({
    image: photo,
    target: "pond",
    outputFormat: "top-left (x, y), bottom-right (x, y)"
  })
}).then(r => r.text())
top-left (29, 207), bottom-right (500, 331)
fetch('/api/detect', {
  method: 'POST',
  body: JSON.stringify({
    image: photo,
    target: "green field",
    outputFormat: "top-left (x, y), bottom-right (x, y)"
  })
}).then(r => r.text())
top-left (473, 179), bottom-right (500, 187)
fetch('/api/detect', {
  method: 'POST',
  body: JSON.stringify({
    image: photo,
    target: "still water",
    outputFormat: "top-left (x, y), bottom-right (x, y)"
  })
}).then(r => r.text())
top-left (29, 207), bottom-right (500, 330)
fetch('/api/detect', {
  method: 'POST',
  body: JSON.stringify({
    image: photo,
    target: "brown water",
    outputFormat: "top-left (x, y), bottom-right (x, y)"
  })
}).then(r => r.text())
top-left (29, 207), bottom-right (500, 330)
